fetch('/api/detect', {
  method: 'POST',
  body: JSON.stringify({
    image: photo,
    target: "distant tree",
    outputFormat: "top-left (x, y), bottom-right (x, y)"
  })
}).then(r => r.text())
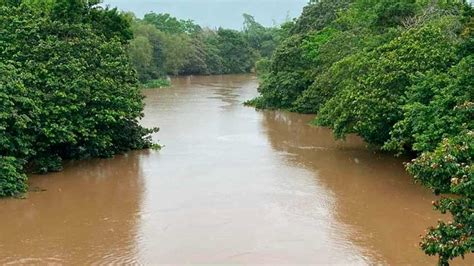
top-left (128, 11), bottom-right (279, 80)
top-left (243, 13), bottom-right (279, 58)
top-left (216, 28), bottom-right (255, 73)
top-left (143, 12), bottom-right (201, 34)
top-left (129, 36), bottom-right (154, 82)
top-left (161, 33), bottom-right (193, 75)
top-left (130, 22), bottom-right (166, 80)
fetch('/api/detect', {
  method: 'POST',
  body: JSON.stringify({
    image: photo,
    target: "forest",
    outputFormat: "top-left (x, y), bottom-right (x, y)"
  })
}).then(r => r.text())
top-left (248, 0), bottom-right (473, 264)
top-left (127, 11), bottom-right (284, 86)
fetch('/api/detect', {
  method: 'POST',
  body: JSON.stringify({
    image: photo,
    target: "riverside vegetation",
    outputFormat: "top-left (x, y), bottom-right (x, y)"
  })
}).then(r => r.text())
top-left (127, 11), bottom-right (286, 87)
top-left (0, 1), bottom-right (281, 196)
top-left (0, 0), bottom-right (160, 197)
top-left (247, 0), bottom-right (473, 264)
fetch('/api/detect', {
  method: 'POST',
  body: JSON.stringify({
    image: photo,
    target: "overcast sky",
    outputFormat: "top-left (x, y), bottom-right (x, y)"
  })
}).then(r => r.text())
top-left (102, 0), bottom-right (309, 29)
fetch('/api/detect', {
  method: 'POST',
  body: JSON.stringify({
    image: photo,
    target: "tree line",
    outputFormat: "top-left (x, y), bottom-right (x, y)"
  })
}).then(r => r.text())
top-left (127, 11), bottom-right (285, 86)
top-left (247, 0), bottom-right (473, 264)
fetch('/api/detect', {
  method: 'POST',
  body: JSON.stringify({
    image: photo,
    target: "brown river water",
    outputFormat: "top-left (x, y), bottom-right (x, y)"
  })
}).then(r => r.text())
top-left (0, 74), bottom-right (472, 265)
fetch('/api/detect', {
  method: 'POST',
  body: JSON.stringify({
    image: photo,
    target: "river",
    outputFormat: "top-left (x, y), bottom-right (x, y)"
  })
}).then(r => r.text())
top-left (0, 74), bottom-right (471, 264)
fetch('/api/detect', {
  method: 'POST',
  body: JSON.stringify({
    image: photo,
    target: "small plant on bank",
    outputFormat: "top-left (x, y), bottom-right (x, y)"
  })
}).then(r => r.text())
top-left (142, 78), bottom-right (171, 89)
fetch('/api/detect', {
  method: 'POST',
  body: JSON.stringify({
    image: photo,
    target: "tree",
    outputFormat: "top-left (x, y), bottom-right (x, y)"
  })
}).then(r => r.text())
top-left (130, 22), bottom-right (166, 81)
top-left (0, 0), bottom-right (157, 196)
top-left (143, 12), bottom-right (201, 35)
top-left (161, 33), bottom-right (193, 75)
top-left (216, 28), bottom-right (255, 74)
top-left (243, 13), bottom-right (279, 58)
top-left (290, 0), bottom-right (351, 34)
top-left (129, 36), bottom-right (154, 82)
top-left (317, 18), bottom-right (460, 145)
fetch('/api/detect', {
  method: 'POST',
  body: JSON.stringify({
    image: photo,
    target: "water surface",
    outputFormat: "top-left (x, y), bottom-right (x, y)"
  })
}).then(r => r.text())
top-left (1, 74), bottom-right (472, 264)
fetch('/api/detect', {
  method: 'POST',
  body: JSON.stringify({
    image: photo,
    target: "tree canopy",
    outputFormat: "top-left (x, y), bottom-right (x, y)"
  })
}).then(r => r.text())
top-left (128, 11), bottom-right (285, 84)
top-left (0, 0), bottom-right (157, 197)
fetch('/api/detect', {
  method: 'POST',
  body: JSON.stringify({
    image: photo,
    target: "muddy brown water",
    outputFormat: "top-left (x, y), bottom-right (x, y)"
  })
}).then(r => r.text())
top-left (0, 74), bottom-right (472, 265)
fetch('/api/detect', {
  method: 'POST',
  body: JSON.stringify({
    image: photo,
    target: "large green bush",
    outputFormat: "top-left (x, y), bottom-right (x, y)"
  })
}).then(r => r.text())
top-left (385, 56), bottom-right (473, 154)
top-left (0, 0), bottom-right (157, 196)
top-left (251, 35), bottom-right (313, 109)
top-left (317, 18), bottom-right (461, 145)
top-left (0, 157), bottom-right (28, 197)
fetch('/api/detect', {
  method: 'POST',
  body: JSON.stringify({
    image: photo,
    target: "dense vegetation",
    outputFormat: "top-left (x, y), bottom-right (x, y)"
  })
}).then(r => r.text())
top-left (0, 0), bottom-right (157, 197)
top-left (127, 11), bottom-right (285, 85)
top-left (248, 0), bottom-right (473, 264)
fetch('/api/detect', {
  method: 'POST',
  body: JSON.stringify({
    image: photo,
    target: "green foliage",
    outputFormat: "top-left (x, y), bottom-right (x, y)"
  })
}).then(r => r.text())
top-left (216, 28), bottom-right (256, 74)
top-left (301, 27), bottom-right (339, 66)
top-left (255, 58), bottom-right (271, 76)
top-left (372, 0), bottom-right (418, 28)
top-left (407, 131), bottom-right (473, 264)
top-left (252, 34), bottom-right (313, 110)
top-left (130, 22), bottom-right (166, 82)
top-left (243, 13), bottom-right (281, 58)
top-left (317, 18), bottom-right (461, 145)
top-left (143, 12), bottom-right (201, 34)
top-left (0, 157), bottom-right (28, 197)
top-left (201, 30), bottom-right (225, 74)
top-left (142, 78), bottom-right (171, 89)
top-left (248, 0), bottom-right (474, 263)
top-left (161, 33), bottom-right (194, 75)
top-left (243, 96), bottom-right (266, 108)
top-left (0, 0), bottom-right (158, 196)
top-left (129, 35), bottom-right (155, 81)
top-left (256, 71), bottom-right (312, 109)
top-left (292, 53), bottom-right (365, 114)
top-left (129, 12), bottom-right (282, 81)
top-left (386, 56), bottom-right (474, 154)
top-left (290, 0), bottom-right (351, 34)
top-left (250, 0), bottom-right (360, 112)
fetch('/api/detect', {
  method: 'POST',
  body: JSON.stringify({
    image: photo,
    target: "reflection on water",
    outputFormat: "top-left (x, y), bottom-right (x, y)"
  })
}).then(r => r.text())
top-left (0, 74), bottom-right (472, 264)
top-left (0, 152), bottom-right (145, 264)
top-left (262, 111), bottom-right (443, 264)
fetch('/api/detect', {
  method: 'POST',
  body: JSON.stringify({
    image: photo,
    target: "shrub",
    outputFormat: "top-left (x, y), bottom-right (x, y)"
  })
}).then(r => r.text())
top-left (142, 78), bottom-right (171, 89)
top-left (0, 157), bottom-right (28, 197)
top-left (407, 132), bottom-right (473, 264)
top-left (0, 1), bottom-right (158, 196)
top-left (255, 58), bottom-right (271, 76)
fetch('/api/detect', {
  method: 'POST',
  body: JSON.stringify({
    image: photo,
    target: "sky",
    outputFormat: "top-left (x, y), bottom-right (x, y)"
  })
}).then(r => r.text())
top-left (102, 0), bottom-right (309, 30)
